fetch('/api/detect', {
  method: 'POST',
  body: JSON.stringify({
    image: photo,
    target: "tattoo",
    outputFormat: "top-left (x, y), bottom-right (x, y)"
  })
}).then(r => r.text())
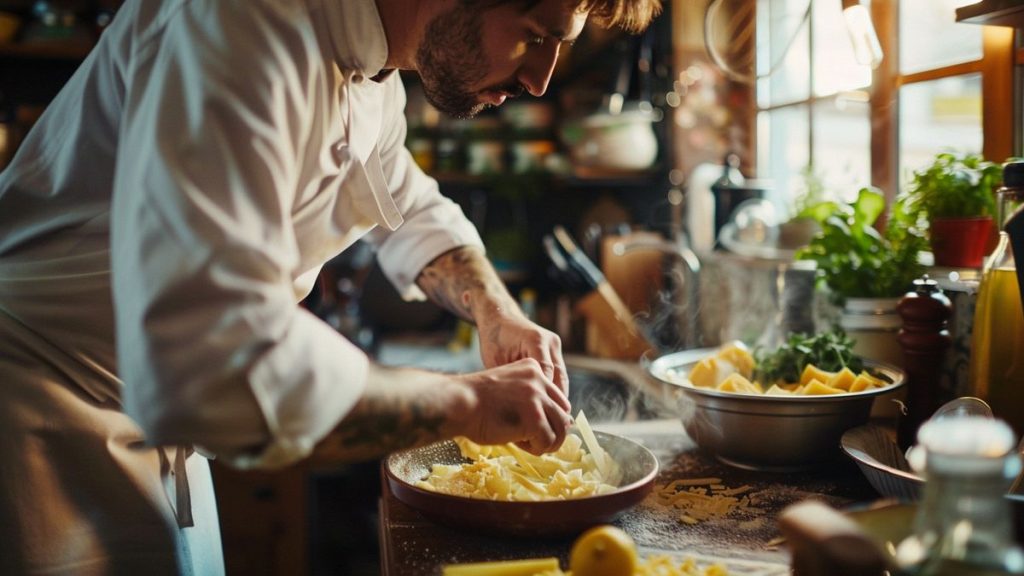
top-left (416, 246), bottom-right (506, 322)
top-left (326, 397), bottom-right (447, 460)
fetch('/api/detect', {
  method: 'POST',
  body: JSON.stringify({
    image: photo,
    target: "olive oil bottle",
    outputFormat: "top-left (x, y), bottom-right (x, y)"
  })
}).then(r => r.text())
top-left (968, 162), bottom-right (1024, 437)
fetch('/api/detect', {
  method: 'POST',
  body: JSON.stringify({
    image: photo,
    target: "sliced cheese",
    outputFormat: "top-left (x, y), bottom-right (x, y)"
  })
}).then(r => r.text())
top-left (442, 557), bottom-right (560, 576)
top-left (574, 410), bottom-right (611, 478)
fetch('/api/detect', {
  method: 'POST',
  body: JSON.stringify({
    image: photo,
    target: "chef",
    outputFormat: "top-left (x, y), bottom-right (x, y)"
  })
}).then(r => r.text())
top-left (0, 0), bottom-right (660, 573)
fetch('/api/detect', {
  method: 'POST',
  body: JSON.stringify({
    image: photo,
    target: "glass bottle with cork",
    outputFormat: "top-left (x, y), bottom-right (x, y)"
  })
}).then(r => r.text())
top-left (968, 161), bottom-right (1024, 438)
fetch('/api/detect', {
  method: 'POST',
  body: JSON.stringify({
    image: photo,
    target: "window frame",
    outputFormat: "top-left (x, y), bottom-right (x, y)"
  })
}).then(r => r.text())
top-left (869, 0), bottom-right (1016, 201)
top-left (751, 0), bottom-right (1019, 205)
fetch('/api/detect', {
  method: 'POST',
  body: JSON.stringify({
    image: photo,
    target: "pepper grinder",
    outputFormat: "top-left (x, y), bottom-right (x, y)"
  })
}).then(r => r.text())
top-left (896, 275), bottom-right (953, 450)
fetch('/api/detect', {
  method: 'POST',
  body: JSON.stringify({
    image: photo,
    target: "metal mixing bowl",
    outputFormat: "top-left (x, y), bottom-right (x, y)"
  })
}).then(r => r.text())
top-left (649, 348), bottom-right (905, 472)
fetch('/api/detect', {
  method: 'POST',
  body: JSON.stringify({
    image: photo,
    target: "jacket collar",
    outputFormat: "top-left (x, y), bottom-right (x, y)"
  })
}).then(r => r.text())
top-left (310, 0), bottom-right (389, 84)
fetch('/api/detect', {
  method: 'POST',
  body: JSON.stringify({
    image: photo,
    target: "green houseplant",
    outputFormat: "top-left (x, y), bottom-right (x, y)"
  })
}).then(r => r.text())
top-left (797, 186), bottom-right (927, 304)
top-left (796, 187), bottom-right (927, 368)
top-left (893, 152), bottom-right (1003, 268)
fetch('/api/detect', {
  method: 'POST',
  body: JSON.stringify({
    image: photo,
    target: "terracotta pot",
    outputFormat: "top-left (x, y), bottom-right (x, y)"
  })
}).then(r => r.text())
top-left (929, 216), bottom-right (994, 268)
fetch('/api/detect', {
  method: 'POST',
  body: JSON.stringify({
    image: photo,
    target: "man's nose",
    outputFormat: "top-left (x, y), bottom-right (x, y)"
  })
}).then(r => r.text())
top-left (518, 43), bottom-right (560, 97)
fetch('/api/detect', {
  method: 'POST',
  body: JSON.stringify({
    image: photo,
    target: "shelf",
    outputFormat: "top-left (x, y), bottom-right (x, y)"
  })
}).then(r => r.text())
top-left (956, 0), bottom-right (1024, 28)
top-left (432, 170), bottom-right (666, 191)
top-left (0, 40), bottom-right (94, 60)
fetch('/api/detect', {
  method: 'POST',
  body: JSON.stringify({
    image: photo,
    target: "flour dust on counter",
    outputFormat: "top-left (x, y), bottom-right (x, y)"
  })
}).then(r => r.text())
top-left (596, 419), bottom-right (871, 571)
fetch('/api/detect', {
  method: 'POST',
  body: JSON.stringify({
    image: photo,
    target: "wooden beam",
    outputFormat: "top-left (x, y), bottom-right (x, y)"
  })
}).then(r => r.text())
top-left (870, 0), bottom-right (898, 199)
top-left (897, 60), bottom-right (984, 86)
top-left (982, 25), bottom-right (1016, 161)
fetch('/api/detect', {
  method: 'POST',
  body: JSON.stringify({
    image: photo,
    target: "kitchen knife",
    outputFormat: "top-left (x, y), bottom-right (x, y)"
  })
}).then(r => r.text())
top-left (543, 233), bottom-right (589, 294)
top-left (551, 225), bottom-right (655, 359)
top-left (552, 225), bottom-right (605, 291)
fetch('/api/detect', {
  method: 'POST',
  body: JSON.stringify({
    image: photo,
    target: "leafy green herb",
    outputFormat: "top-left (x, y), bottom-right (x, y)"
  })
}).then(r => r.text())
top-left (895, 152), bottom-right (1002, 224)
top-left (796, 187), bottom-right (926, 304)
top-left (753, 329), bottom-right (864, 385)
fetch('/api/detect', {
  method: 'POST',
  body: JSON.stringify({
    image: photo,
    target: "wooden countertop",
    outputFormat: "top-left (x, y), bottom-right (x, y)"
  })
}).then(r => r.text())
top-left (378, 418), bottom-right (879, 576)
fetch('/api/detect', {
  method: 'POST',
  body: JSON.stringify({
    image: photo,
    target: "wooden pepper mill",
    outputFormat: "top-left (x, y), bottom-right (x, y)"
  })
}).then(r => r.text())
top-left (896, 275), bottom-right (953, 450)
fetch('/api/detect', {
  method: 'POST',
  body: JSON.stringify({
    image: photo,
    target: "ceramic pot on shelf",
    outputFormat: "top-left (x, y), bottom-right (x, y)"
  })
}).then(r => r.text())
top-left (560, 106), bottom-right (659, 176)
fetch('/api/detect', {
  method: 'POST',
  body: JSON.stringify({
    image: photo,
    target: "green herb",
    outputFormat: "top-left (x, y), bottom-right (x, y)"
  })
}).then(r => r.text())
top-left (753, 329), bottom-right (864, 385)
top-left (894, 152), bottom-right (1003, 224)
top-left (796, 187), bottom-right (926, 304)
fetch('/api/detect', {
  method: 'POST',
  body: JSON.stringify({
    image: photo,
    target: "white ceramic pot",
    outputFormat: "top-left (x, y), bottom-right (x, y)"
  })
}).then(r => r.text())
top-left (840, 297), bottom-right (906, 418)
top-left (561, 108), bottom-right (658, 172)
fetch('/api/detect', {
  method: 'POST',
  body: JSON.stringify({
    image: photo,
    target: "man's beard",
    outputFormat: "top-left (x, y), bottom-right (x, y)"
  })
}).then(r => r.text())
top-left (415, 6), bottom-right (523, 118)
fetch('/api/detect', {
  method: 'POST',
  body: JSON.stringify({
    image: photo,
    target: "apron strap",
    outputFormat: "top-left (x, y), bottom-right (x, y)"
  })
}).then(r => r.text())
top-left (160, 446), bottom-right (195, 528)
top-left (173, 446), bottom-right (194, 528)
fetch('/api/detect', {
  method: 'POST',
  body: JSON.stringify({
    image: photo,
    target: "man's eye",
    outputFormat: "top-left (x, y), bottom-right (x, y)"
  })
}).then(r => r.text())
top-left (527, 36), bottom-right (545, 46)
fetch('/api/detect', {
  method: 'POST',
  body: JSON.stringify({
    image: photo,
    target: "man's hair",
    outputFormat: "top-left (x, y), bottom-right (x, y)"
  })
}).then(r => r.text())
top-left (579, 0), bottom-right (662, 34)
top-left (487, 0), bottom-right (662, 34)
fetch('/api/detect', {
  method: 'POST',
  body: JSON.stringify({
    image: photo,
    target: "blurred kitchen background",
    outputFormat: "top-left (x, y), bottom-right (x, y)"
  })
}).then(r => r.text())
top-left (1, 0), bottom-right (1021, 574)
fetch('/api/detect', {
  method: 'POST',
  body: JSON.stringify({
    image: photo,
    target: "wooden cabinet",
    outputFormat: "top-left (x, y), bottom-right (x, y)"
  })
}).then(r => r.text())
top-left (211, 460), bottom-right (383, 576)
top-left (210, 463), bottom-right (310, 576)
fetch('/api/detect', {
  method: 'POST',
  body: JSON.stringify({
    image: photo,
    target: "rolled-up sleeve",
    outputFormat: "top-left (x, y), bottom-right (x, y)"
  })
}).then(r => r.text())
top-left (368, 75), bottom-right (484, 300)
top-left (110, 0), bottom-right (364, 468)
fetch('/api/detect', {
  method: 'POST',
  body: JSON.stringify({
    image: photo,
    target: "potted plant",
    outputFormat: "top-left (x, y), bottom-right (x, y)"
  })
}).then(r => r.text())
top-left (778, 165), bottom-right (827, 250)
top-left (798, 187), bottom-right (927, 304)
top-left (796, 187), bottom-right (927, 368)
top-left (893, 152), bottom-right (1003, 268)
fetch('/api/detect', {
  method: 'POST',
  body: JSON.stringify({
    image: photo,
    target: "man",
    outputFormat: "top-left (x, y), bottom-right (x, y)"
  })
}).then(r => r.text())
top-left (0, 0), bottom-right (661, 573)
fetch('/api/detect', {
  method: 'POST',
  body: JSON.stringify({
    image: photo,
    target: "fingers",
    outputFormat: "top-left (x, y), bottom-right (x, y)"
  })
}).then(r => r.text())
top-left (543, 396), bottom-right (571, 448)
top-left (519, 390), bottom-right (571, 456)
top-left (544, 374), bottom-right (571, 413)
top-left (535, 348), bottom-right (570, 398)
top-left (552, 355), bottom-right (569, 397)
top-left (464, 358), bottom-right (572, 455)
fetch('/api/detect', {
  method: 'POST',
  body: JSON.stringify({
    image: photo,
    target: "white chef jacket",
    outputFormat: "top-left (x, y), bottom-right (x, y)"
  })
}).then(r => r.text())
top-left (0, 0), bottom-right (483, 573)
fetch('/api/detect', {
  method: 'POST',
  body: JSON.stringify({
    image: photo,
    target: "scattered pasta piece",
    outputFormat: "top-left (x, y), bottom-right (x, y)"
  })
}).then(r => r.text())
top-left (654, 477), bottom-right (764, 525)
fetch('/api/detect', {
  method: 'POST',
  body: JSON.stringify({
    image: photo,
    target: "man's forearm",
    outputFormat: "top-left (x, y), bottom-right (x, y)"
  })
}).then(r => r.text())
top-left (309, 364), bottom-right (473, 464)
top-left (416, 245), bottom-right (519, 324)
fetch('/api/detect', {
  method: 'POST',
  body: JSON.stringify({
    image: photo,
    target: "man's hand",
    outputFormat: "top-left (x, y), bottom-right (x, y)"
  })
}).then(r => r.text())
top-left (453, 358), bottom-right (572, 455)
top-left (476, 310), bottom-right (568, 396)
top-left (312, 361), bottom-right (571, 463)
top-left (417, 246), bottom-right (571, 397)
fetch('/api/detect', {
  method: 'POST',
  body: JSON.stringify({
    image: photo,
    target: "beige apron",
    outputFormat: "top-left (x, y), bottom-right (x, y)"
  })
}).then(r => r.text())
top-left (0, 252), bottom-right (223, 575)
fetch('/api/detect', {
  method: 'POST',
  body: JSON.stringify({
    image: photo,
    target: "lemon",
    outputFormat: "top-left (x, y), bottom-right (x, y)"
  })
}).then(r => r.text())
top-left (568, 525), bottom-right (638, 576)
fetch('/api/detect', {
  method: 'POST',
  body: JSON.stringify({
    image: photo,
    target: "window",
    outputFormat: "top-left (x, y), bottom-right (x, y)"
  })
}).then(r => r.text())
top-left (893, 0), bottom-right (986, 188)
top-left (755, 0), bottom-right (873, 214)
top-left (752, 0), bottom-right (1015, 211)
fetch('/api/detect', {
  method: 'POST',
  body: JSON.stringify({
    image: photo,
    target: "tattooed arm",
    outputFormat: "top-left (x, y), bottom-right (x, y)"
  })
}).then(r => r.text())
top-left (310, 359), bottom-right (572, 463)
top-left (416, 246), bottom-right (570, 395)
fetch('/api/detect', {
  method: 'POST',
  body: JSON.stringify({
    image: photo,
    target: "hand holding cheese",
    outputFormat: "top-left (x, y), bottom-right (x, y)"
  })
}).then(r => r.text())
top-left (449, 358), bottom-right (573, 455)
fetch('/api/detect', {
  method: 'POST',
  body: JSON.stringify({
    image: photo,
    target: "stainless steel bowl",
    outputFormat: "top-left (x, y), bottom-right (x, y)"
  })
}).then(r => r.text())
top-left (649, 348), bottom-right (906, 472)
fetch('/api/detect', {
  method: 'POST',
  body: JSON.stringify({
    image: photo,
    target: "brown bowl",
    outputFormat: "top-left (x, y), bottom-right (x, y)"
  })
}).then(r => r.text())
top-left (384, 430), bottom-right (659, 537)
